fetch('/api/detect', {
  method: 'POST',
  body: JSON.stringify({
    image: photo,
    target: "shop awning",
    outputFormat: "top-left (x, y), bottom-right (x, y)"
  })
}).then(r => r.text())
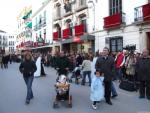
top-left (61, 34), bottom-right (95, 44)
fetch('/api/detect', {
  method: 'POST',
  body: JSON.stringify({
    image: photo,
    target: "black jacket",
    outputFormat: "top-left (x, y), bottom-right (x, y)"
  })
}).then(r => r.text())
top-left (56, 56), bottom-right (70, 75)
top-left (19, 60), bottom-right (37, 77)
top-left (95, 56), bottom-right (115, 81)
top-left (136, 57), bottom-right (150, 81)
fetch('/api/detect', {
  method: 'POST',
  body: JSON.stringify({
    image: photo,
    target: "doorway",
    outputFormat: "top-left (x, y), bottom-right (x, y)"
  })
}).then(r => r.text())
top-left (147, 32), bottom-right (150, 51)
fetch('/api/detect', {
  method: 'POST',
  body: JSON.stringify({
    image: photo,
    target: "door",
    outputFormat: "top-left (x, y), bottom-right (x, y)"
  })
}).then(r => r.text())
top-left (147, 32), bottom-right (150, 51)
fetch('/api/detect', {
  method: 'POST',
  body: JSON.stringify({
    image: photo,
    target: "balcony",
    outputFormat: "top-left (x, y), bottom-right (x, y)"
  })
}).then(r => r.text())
top-left (75, 0), bottom-right (88, 12)
top-left (104, 13), bottom-right (126, 29)
top-left (74, 24), bottom-right (86, 36)
top-left (62, 28), bottom-right (72, 39)
top-left (53, 31), bottom-right (59, 41)
top-left (134, 3), bottom-right (150, 23)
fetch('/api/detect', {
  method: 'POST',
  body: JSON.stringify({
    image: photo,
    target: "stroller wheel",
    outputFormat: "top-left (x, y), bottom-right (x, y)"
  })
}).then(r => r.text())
top-left (53, 102), bottom-right (58, 108)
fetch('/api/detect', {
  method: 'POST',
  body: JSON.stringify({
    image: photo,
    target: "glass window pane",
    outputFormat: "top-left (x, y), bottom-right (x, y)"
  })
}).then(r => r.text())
top-left (111, 46), bottom-right (116, 52)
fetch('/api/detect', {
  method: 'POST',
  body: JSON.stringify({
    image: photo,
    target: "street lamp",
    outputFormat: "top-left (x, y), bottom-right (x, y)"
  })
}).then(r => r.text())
top-left (88, 0), bottom-right (95, 31)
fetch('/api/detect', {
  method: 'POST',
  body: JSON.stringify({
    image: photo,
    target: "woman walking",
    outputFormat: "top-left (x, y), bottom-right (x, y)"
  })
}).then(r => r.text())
top-left (19, 52), bottom-right (37, 104)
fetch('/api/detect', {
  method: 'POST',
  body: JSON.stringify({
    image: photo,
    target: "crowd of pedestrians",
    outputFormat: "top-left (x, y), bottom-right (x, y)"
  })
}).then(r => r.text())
top-left (17, 47), bottom-right (150, 110)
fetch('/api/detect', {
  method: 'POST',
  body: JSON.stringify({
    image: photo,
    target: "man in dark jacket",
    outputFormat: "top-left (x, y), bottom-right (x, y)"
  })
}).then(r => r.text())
top-left (136, 49), bottom-right (150, 100)
top-left (95, 47), bottom-right (115, 105)
top-left (19, 52), bottom-right (37, 104)
top-left (56, 51), bottom-right (70, 76)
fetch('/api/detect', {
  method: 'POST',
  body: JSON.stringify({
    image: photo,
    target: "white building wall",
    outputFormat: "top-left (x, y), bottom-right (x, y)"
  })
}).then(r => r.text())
top-left (93, 0), bottom-right (149, 53)
top-left (32, 0), bottom-right (53, 44)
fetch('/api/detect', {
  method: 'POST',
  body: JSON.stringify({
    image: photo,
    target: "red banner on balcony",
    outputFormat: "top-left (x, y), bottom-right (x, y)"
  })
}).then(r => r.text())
top-left (53, 31), bottom-right (59, 40)
top-left (104, 13), bottom-right (121, 29)
top-left (74, 24), bottom-right (85, 36)
top-left (142, 3), bottom-right (150, 21)
top-left (63, 28), bottom-right (70, 39)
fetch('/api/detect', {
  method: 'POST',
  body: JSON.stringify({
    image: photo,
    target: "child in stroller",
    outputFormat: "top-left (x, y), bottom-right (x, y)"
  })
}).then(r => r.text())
top-left (69, 66), bottom-right (82, 84)
top-left (53, 75), bottom-right (72, 108)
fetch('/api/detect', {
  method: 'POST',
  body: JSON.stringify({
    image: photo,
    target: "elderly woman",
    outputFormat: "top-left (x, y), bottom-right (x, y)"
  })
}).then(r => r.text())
top-left (19, 52), bottom-right (37, 104)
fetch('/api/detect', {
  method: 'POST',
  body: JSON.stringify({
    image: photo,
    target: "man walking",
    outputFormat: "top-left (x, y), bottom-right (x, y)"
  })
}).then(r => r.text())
top-left (96, 47), bottom-right (115, 105)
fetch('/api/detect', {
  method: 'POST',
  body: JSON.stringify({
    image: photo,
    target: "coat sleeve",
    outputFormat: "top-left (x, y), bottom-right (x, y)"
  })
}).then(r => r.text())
top-left (19, 62), bottom-right (24, 73)
top-left (32, 61), bottom-right (37, 73)
top-left (91, 78), bottom-right (95, 93)
top-left (95, 57), bottom-right (100, 71)
top-left (111, 57), bottom-right (116, 77)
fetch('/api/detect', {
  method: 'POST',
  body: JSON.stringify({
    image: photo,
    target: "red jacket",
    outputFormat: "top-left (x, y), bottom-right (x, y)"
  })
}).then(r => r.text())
top-left (115, 52), bottom-right (125, 69)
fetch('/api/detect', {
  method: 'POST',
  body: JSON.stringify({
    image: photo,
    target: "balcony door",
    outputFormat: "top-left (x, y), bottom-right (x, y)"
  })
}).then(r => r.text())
top-left (109, 0), bottom-right (122, 15)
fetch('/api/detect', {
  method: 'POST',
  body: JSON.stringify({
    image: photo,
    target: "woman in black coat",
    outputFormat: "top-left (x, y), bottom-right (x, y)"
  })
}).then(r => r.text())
top-left (19, 52), bottom-right (37, 104)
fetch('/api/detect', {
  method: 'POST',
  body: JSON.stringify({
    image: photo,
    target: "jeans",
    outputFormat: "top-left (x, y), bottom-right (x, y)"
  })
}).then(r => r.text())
top-left (23, 76), bottom-right (34, 100)
top-left (82, 71), bottom-right (91, 85)
top-left (116, 68), bottom-right (123, 81)
top-left (111, 81), bottom-right (118, 96)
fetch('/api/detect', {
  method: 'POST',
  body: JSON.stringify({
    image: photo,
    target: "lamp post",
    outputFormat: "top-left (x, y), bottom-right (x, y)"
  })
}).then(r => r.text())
top-left (88, 0), bottom-right (95, 31)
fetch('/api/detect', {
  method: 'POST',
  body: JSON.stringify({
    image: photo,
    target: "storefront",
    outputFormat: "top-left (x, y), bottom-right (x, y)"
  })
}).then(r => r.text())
top-left (61, 34), bottom-right (95, 53)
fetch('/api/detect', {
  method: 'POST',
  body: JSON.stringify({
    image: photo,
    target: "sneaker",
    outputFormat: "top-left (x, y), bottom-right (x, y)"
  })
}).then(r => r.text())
top-left (92, 104), bottom-right (97, 110)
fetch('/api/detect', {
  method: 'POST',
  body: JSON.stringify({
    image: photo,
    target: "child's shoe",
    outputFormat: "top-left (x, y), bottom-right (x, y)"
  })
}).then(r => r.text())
top-left (92, 104), bottom-right (97, 110)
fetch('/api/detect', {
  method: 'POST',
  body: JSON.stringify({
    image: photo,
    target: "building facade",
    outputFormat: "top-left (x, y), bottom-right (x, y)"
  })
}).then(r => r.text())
top-left (0, 30), bottom-right (8, 54)
top-left (52, 0), bottom-right (95, 53)
top-left (91, 0), bottom-right (150, 53)
top-left (6, 34), bottom-right (16, 53)
top-left (16, 6), bottom-right (32, 51)
top-left (32, 0), bottom-right (53, 52)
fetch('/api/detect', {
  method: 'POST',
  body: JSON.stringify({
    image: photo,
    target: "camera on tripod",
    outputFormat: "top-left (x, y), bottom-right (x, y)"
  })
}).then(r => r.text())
top-left (123, 44), bottom-right (136, 54)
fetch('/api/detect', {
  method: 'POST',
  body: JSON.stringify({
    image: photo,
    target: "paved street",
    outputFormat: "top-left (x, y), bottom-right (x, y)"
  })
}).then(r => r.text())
top-left (0, 63), bottom-right (150, 113)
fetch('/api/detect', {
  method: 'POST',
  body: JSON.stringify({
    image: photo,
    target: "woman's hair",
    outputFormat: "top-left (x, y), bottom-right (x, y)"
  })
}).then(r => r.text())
top-left (24, 52), bottom-right (32, 60)
top-left (84, 53), bottom-right (89, 60)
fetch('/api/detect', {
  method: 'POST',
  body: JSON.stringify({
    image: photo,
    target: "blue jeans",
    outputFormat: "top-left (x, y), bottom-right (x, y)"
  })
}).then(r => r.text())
top-left (23, 76), bottom-right (34, 100)
top-left (111, 81), bottom-right (118, 96)
top-left (82, 71), bottom-right (91, 85)
top-left (116, 68), bottom-right (123, 81)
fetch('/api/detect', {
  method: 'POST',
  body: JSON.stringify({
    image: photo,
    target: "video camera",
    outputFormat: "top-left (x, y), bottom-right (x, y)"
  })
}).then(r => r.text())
top-left (123, 44), bottom-right (136, 54)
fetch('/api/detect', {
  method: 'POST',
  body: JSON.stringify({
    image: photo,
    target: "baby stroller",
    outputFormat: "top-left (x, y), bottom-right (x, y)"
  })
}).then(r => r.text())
top-left (53, 75), bottom-right (72, 108)
top-left (69, 66), bottom-right (82, 84)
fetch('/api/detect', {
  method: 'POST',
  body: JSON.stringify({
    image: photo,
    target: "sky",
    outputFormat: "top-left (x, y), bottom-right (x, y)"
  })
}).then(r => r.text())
top-left (0, 0), bottom-right (31, 34)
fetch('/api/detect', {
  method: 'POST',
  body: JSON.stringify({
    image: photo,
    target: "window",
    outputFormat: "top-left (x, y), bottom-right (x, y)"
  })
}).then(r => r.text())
top-left (109, 0), bottom-right (122, 15)
top-left (80, 18), bottom-right (87, 32)
top-left (149, 0), bottom-right (150, 3)
top-left (44, 11), bottom-right (46, 24)
top-left (44, 29), bottom-right (46, 42)
top-left (79, 0), bottom-right (86, 6)
top-left (110, 37), bottom-right (123, 52)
